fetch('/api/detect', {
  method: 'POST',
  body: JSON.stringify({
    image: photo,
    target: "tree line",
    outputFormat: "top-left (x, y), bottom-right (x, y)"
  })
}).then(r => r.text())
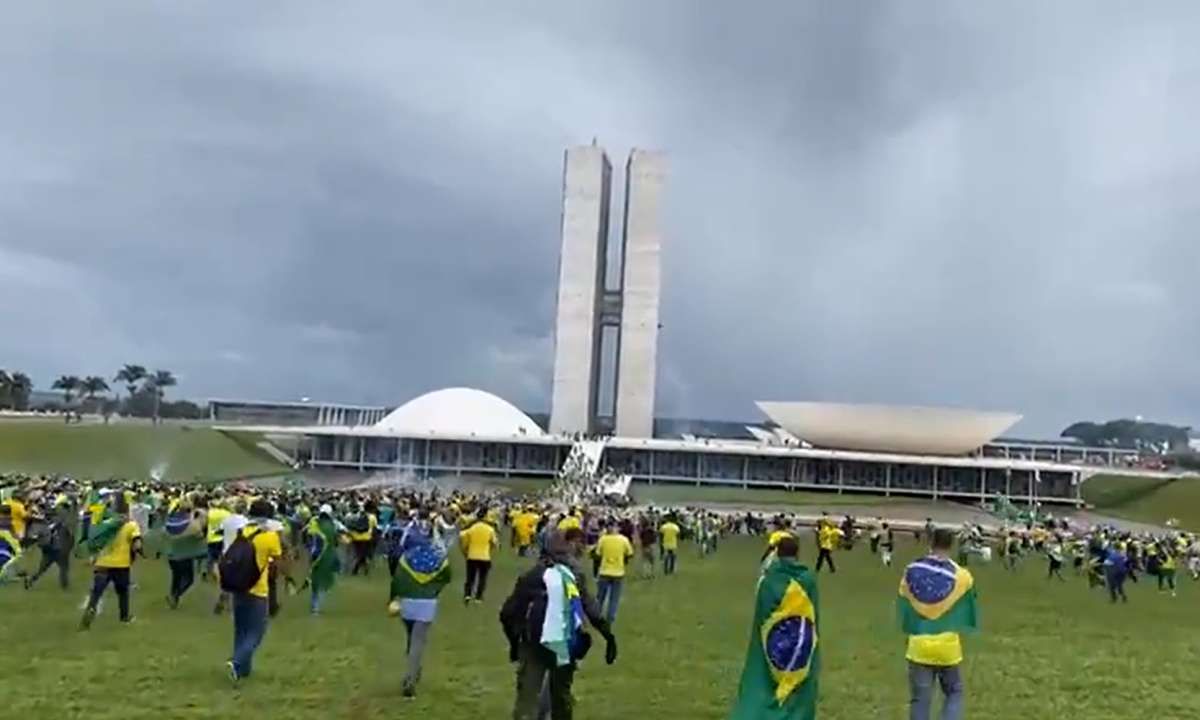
top-left (0, 364), bottom-right (204, 420)
top-left (1059, 418), bottom-right (1193, 452)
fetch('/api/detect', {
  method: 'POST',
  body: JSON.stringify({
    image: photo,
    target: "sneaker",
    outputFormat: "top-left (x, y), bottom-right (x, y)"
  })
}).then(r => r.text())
top-left (167, 594), bottom-right (178, 609)
top-left (227, 661), bottom-right (240, 685)
top-left (402, 685), bottom-right (416, 698)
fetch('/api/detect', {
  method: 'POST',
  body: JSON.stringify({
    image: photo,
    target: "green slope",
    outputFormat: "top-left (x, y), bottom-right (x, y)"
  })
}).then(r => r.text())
top-left (0, 422), bottom-right (288, 481)
top-left (1081, 474), bottom-right (1200, 529)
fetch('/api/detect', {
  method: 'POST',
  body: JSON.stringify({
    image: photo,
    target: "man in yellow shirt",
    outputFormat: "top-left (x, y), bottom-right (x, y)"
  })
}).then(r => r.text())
top-left (817, 522), bottom-right (842, 573)
top-left (228, 499), bottom-right (283, 683)
top-left (1, 493), bottom-right (29, 541)
top-left (205, 503), bottom-right (231, 578)
top-left (513, 510), bottom-right (538, 557)
top-left (659, 517), bottom-right (681, 576)
top-left (459, 513), bottom-right (497, 603)
top-left (81, 498), bottom-right (142, 628)
top-left (594, 522), bottom-right (634, 622)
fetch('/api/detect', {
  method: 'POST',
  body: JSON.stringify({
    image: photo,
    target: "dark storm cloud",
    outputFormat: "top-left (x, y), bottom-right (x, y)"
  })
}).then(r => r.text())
top-left (3, 1), bottom-right (1199, 434)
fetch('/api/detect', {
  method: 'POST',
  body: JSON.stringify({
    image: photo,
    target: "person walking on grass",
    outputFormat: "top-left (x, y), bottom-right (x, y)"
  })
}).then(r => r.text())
top-left (222, 499), bottom-right (283, 684)
top-left (897, 528), bottom-right (979, 720)
top-left (388, 530), bottom-right (452, 698)
top-left (80, 496), bottom-right (142, 628)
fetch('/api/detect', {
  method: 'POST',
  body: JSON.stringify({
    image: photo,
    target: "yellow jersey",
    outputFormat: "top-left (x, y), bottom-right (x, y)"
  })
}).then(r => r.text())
top-left (460, 522), bottom-right (497, 562)
top-left (94, 521), bottom-right (141, 569)
top-left (595, 533), bottom-right (634, 577)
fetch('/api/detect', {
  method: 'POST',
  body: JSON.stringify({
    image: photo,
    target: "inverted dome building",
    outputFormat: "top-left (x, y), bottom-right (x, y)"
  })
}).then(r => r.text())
top-left (754, 401), bottom-right (1022, 456)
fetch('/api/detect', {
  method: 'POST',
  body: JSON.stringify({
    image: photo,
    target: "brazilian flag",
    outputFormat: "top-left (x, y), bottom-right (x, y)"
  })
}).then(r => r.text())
top-left (164, 512), bottom-right (194, 537)
top-left (389, 541), bottom-right (451, 601)
top-left (0, 528), bottom-right (21, 577)
top-left (307, 516), bottom-right (340, 593)
top-left (728, 558), bottom-right (820, 720)
top-left (897, 556), bottom-right (979, 636)
top-left (85, 516), bottom-right (124, 554)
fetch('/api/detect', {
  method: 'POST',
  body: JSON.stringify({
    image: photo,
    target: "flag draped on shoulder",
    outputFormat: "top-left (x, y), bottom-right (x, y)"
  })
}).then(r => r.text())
top-left (729, 559), bottom-right (820, 720)
top-left (390, 540), bottom-right (451, 600)
top-left (85, 516), bottom-right (123, 554)
top-left (897, 556), bottom-right (978, 635)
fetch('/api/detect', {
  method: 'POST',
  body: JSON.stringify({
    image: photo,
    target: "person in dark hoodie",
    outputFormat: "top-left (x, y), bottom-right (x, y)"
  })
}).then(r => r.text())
top-left (500, 527), bottom-right (618, 720)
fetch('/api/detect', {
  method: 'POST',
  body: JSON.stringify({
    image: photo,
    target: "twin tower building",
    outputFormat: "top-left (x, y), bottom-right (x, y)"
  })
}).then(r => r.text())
top-left (549, 145), bottom-right (665, 439)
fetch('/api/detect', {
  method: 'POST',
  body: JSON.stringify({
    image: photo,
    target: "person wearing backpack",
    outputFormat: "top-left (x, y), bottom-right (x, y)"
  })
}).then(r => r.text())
top-left (221, 499), bottom-right (282, 683)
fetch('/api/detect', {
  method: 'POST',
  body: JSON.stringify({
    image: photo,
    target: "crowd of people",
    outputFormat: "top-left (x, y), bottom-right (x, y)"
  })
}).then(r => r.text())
top-left (0, 470), bottom-right (1194, 720)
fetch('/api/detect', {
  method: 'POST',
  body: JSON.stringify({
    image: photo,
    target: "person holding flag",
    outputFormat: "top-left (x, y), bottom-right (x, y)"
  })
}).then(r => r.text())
top-left (387, 529), bottom-right (452, 697)
top-left (897, 528), bottom-right (978, 720)
top-left (728, 535), bottom-right (820, 720)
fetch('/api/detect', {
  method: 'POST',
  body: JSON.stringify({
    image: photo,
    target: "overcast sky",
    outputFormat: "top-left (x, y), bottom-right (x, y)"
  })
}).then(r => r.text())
top-left (3, 1), bottom-right (1199, 436)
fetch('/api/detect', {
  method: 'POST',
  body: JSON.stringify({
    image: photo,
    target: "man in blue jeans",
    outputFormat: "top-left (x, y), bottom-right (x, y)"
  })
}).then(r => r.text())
top-left (593, 522), bottom-right (634, 623)
top-left (228, 500), bottom-right (283, 683)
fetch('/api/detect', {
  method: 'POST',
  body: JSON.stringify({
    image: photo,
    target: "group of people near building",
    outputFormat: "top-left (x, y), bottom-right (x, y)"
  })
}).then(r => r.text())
top-left (0, 469), bottom-right (1191, 720)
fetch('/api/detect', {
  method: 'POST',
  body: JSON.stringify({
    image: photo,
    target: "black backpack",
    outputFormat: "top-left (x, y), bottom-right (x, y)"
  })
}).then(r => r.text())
top-left (219, 527), bottom-right (263, 593)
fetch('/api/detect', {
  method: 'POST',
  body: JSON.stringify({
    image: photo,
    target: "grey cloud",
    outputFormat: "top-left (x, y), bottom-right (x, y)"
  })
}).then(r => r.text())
top-left (3, 0), bottom-right (1200, 435)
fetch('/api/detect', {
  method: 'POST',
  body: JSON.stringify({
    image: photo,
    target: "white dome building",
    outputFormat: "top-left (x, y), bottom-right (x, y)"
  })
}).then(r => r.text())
top-left (374, 387), bottom-right (545, 438)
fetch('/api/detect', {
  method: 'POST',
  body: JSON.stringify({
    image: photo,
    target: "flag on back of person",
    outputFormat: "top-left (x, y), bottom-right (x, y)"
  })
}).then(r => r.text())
top-left (728, 558), bottom-right (820, 720)
top-left (308, 516), bottom-right (340, 593)
top-left (897, 556), bottom-right (978, 635)
top-left (390, 538), bottom-right (451, 600)
top-left (164, 511), bottom-right (193, 537)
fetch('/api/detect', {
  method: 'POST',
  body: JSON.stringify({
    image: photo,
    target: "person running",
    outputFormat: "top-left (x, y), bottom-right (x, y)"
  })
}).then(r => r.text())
top-left (224, 499), bottom-right (284, 683)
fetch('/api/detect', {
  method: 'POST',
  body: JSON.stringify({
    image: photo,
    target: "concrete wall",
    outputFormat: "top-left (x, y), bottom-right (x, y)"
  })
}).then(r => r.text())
top-left (614, 149), bottom-right (665, 438)
top-left (549, 146), bottom-right (612, 435)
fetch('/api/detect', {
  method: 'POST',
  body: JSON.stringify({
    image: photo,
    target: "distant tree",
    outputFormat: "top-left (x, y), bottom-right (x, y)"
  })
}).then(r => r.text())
top-left (113, 364), bottom-right (147, 412)
top-left (50, 375), bottom-right (82, 405)
top-left (79, 376), bottom-right (110, 413)
top-left (1060, 418), bottom-right (1190, 453)
top-left (144, 369), bottom-right (177, 423)
top-left (8, 372), bottom-right (33, 411)
top-left (162, 399), bottom-right (203, 420)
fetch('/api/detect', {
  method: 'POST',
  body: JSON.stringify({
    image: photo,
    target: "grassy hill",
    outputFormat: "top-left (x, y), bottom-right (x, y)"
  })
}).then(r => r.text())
top-left (1080, 473), bottom-right (1200, 529)
top-left (0, 421), bottom-right (288, 481)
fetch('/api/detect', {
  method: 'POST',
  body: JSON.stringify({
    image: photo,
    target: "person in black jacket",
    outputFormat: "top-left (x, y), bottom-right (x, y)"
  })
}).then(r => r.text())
top-left (500, 527), bottom-right (617, 720)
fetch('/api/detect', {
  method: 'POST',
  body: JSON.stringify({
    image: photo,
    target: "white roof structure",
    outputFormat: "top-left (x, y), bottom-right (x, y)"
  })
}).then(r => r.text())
top-left (374, 387), bottom-right (545, 437)
top-left (755, 401), bottom-right (1021, 456)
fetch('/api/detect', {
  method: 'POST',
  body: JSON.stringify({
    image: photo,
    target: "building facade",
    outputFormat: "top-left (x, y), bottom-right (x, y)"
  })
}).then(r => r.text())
top-left (614, 149), bottom-right (664, 439)
top-left (549, 145), bottom-right (612, 436)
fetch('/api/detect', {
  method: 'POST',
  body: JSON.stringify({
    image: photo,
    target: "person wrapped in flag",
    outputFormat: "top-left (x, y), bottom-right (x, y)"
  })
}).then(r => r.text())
top-left (163, 500), bottom-right (207, 607)
top-left (306, 505), bottom-right (342, 615)
top-left (729, 535), bottom-right (820, 720)
top-left (387, 533), bottom-right (452, 697)
top-left (0, 504), bottom-right (23, 584)
top-left (897, 528), bottom-right (978, 720)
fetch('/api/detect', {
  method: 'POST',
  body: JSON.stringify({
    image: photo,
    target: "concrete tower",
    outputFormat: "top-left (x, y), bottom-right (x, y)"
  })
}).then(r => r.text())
top-left (613, 149), bottom-right (664, 438)
top-left (548, 145), bottom-right (612, 435)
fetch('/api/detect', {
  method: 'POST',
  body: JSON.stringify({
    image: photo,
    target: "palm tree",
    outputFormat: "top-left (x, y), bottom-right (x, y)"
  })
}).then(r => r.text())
top-left (80, 375), bottom-right (110, 406)
top-left (113, 364), bottom-right (147, 399)
top-left (144, 369), bottom-right (177, 423)
top-left (51, 375), bottom-right (82, 420)
top-left (8, 372), bottom-right (33, 411)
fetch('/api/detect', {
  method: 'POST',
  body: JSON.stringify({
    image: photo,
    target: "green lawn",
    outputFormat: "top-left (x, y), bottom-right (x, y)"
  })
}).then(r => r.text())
top-left (2, 537), bottom-right (1193, 719)
top-left (0, 422), bottom-right (288, 481)
top-left (1081, 473), bottom-right (1200, 529)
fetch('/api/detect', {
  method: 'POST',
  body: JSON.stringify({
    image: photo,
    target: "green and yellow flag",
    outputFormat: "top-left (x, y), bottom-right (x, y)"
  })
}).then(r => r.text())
top-left (729, 558), bottom-right (820, 720)
top-left (896, 556), bottom-right (979, 635)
